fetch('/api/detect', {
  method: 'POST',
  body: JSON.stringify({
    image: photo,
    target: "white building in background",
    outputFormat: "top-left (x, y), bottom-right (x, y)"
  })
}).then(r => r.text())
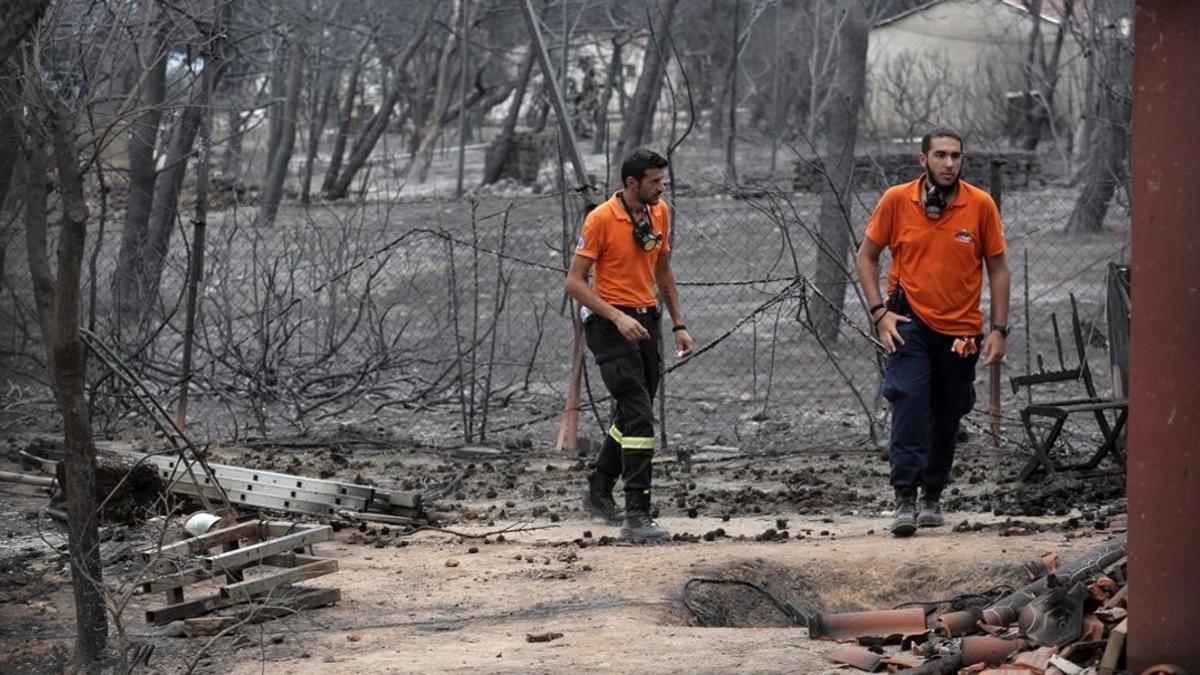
top-left (866, 0), bottom-right (1085, 143)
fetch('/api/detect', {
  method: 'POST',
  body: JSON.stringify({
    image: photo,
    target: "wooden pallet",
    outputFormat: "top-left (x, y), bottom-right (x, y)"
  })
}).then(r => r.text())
top-left (141, 519), bottom-right (339, 625)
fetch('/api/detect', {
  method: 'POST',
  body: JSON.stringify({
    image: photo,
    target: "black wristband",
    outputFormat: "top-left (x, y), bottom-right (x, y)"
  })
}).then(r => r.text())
top-left (868, 303), bottom-right (886, 317)
top-left (672, 324), bottom-right (687, 333)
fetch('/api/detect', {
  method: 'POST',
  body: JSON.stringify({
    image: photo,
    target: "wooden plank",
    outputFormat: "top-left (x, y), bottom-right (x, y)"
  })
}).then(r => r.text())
top-left (220, 558), bottom-right (338, 602)
top-left (143, 566), bottom-right (214, 593)
top-left (236, 587), bottom-right (341, 623)
top-left (146, 591), bottom-right (241, 625)
top-left (204, 526), bottom-right (331, 573)
top-left (143, 520), bottom-right (262, 562)
top-left (142, 516), bottom-right (262, 559)
top-left (184, 615), bottom-right (240, 637)
top-left (261, 552), bottom-right (324, 568)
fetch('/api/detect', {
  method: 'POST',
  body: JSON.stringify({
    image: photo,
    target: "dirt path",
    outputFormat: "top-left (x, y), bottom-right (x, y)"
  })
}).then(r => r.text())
top-left (198, 512), bottom-right (1102, 675)
top-left (1, 433), bottom-right (1124, 674)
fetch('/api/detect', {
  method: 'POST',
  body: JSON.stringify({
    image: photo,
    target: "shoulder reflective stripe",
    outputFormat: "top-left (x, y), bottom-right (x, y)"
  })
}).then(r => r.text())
top-left (608, 425), bottom-right (623, 442)
top-left (620, 436), bottom-right (655, 450)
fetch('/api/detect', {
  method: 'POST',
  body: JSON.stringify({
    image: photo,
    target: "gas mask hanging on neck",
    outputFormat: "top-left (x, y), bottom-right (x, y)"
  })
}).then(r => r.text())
top-left (925, 180), bottom-right (950, 220)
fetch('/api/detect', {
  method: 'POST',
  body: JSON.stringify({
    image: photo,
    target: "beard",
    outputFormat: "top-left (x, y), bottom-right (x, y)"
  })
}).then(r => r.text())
top-left (637, 188), bottom-right (661, 205)
top-left (926, 165), bottom-right (960, 191)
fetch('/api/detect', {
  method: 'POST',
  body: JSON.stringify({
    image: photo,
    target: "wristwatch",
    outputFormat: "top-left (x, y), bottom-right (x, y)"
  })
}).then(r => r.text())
top-left (991, 324), bottom-right (1010, 338)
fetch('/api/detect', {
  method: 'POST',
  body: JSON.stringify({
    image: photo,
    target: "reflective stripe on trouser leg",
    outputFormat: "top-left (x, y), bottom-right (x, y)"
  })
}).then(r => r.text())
top-left (594, 427), bottom-right (622, 477)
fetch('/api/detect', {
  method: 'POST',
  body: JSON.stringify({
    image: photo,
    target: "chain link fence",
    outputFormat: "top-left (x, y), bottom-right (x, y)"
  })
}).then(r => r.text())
top-left (0, 182), bottom-right (1130, 458)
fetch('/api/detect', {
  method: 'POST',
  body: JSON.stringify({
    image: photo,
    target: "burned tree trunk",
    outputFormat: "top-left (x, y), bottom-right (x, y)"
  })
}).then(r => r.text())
top-left (23, 99), bottom-right (109, 668)
top-left (592, 38), bottom-right (622, 155)
top-left (320, 36), bottom-right (370, 197)
top-left (264, 42), bottom-right (287, 179)
top-left (0, 65), bottom-right (19, 214)
top-left (325, 29), bottom-right (427, 200)
top-left (407, 0), bottom-right (463, 185)
top-left (1018, 0), bottom-right (1074, 151)
top-left (301, 61), bottom-right (339, 205)
top-left (1068, 26), bottom-right (1130, 233)
top-left (257, 38), bottom-right (304, 227)
top-left (611, 0), bottom-right (678, 180)
top-left (324, 17), bottom-right (427, 196)
top-left (483, 47), bottom-right (535, 185)
top-left (219, 51), bottom-right (246, 185)
top-left (138, 9), bottom-right (231, 309)
top-left (811, 0), bottom-right (868, 343)
top-left (113, 15), bottom-right (169, 333)
top-left (723, 0), bottom-right (741, 185)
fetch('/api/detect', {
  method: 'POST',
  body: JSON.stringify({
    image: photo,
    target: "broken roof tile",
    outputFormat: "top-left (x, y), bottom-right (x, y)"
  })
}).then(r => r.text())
top-left (828, 646), bottom-right (883, 672)
top-left (938, 608), bottom-right (983, 637)
top-left (808, 607), bottom-right (928, 642)
top-left (961, 636), bottom-right (1025, 667)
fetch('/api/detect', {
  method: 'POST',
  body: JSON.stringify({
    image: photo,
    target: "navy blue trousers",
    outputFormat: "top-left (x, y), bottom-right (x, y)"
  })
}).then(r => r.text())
top-left (882, 316), bottom-right (980, 492)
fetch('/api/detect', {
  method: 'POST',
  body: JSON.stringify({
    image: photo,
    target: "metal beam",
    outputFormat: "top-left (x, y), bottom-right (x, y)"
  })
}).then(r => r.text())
top-left (1128, 1), bottom-right (1200, 670)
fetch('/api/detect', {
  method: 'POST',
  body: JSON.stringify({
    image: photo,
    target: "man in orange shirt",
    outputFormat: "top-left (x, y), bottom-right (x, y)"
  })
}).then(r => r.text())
top-left (565, 149), bottom-right (695, 542)
top-left (856, 128), bottom-right (1011, 537)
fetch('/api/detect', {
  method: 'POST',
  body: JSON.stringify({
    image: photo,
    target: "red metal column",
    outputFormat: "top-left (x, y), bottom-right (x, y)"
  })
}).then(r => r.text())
top-left (1128, 1), bottom-right (1200, 671)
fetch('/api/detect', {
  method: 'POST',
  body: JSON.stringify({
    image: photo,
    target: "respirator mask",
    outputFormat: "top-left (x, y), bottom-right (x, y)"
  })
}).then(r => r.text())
top-left (619, 193), bottom-right (661, 252)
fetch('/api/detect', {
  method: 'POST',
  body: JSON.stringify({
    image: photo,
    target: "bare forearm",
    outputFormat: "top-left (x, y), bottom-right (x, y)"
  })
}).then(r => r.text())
top-left (989, 265), bottom-right (1010, 328)
top-left (857, 251), bottom-right (884, 309)
top-left (657, 267), bottom-right (686, 326)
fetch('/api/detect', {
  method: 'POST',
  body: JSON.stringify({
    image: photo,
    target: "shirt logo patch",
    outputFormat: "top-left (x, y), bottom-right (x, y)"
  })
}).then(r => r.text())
top-left (954, 229), bottom-right (973, 244)
top-left (576, 236), bottom-right (586, 249)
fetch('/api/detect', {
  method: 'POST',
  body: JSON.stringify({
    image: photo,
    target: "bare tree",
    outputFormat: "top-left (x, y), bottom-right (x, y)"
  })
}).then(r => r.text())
top-left (407, 0), bottom-right (464, 185)
top-left (872, 49), bottom-right (953, 141)
top-left (23, 94), bottom-right (109, 671)
top-left (1017, 0), bottom-right (1076, 151)
top-left (113, 8), bottom-right (171, 331)
top-left (325, 22), bottom-right (429, 199)
top-left (257, 36), bottom-right (304, 227)
top-left (811, 0), bottom-right (869, 343)
top-left (592, 36), bottom-right (625, 155)
top-left (611, 0), bottom-right (678, 180)
top-left (112, 3), bottom-right (234, 327)
top-left (319, 32), bottom-right (373, 197)
top-left (1068, 1), bottom-right (1131, 232)
top-left (15, 1), bottom-right (127, 658)
top-left (482, 47), bottom-right (535, 185)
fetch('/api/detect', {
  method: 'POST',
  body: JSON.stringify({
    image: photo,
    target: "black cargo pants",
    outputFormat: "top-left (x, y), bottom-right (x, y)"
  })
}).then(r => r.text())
top-left (583, 306), bottom-right (662, 499)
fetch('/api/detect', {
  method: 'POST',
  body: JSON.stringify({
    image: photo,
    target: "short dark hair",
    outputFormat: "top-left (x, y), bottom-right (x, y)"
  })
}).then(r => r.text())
top-left (921, 127), bottom-right (964, 154)
top-left (621, 148), bottom-right (669, 185)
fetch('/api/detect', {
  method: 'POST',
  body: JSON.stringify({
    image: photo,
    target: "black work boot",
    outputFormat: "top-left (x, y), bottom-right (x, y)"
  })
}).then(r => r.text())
top-left (620, 491), bottom-right (669, 542)
top-left (917, 487), bottom-right (945, 528)
top-left (582, 471), bottom-right (624, 525)
top-left (891, 487), bottom-right (918, 537)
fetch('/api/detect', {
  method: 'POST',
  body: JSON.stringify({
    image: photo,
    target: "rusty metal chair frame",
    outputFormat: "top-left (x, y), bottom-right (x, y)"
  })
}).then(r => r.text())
top-left (1011, 295), bottom-right (1128, 481)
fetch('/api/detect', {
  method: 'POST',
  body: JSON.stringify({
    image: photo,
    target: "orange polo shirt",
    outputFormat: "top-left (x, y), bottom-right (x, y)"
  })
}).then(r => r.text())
top-left (865, 177), bottom-right (1006, 335)
top-left (574, 192), bottom-right (671, 308)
